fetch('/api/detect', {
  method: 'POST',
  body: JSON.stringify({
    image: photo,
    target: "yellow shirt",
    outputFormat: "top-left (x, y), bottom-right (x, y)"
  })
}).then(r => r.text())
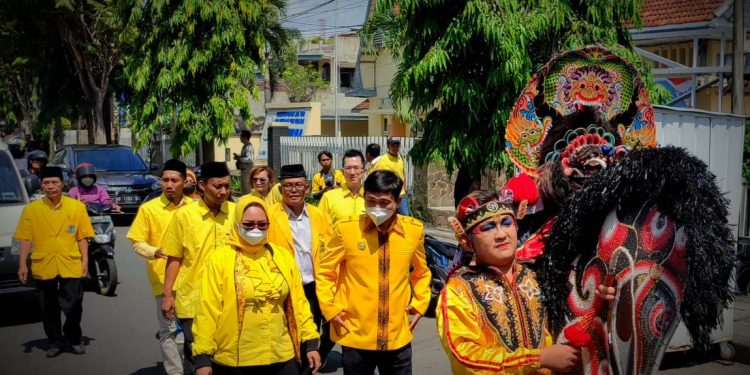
top-left (267, 202), bottom-right (330, 266)
top-left (162, 199), bottom-right (236, 319)
top-left (127, 194), bottom-right (193, 296)
top-left (192, 242), bottom-right (319, 367)
top-left (311, 169), bottom-right (346, 193)
top-left (370, 153), bottom-right (406, 195)
top-left (317, 185), bottom-right (365, 226)
top-left (14, 196), bottom-right (95, 280)
top-left (316, 215), bottom-right (432, 351)
top-left (436, 265), bottom-right (552, 374)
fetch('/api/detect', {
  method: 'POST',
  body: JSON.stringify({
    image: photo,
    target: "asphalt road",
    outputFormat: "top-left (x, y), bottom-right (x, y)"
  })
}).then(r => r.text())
top-left (1, 225), bottom-right (748, 375)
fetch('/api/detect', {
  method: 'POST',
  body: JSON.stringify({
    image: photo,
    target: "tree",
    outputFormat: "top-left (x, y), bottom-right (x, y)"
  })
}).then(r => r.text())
top-left (361, 0), bottom-right (670, 180)
top-left (119, 0), bottom-right (288, 157)
top-left (283, 62), bottom-right (328, 102)
top-left (55, 0), bottom-right (123, 145)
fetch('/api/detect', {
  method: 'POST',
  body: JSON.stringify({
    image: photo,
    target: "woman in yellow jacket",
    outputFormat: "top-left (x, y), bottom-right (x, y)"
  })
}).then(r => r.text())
top-left (437, 190), bottom-right (607, 374)
top-left (192, 195), bottom-right (321, 375)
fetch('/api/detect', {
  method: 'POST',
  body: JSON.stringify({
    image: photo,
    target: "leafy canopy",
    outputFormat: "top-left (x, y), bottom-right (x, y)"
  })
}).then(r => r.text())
top-left (362, 0), bottom-right (670, 177)
top-left (119, 0), bottom-right (288, 157)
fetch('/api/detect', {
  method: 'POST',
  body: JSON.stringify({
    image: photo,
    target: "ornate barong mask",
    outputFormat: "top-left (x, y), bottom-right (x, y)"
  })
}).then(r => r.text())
top-left (504, 46), bottom-right (735, 375)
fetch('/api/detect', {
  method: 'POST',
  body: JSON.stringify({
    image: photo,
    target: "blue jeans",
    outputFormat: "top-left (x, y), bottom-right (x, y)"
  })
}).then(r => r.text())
top-left (397, 194), bottom-right (410, 216)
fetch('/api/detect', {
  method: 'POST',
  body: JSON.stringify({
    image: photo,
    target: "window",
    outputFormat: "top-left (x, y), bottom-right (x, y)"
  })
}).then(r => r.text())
top-left (75, 149), bottom-right (148, 172)
top-left (0, 151), bottom-right (24, 204)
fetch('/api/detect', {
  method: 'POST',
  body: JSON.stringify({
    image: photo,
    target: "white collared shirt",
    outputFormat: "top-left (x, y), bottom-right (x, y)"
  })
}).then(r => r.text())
top-left (285, 204), bottom-right (314, 284)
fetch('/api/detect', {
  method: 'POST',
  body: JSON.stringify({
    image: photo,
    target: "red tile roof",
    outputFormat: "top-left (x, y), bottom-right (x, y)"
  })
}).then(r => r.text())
top-left (352, 99), bottom-right (369, 112)
top-left (639, 0), bottom-right (725, 28)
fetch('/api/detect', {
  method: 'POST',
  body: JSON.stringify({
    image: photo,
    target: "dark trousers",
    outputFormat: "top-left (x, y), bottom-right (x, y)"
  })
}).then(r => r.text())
top-left (179, 318), bottom-right (195, 373)
top-left (302, 282), bottom-right (334, 360)
top-left (212, 359), bottom-right (299, 375)
top-left (36, 277), bottom-right (84, 346)
top-left (341, 344), bottom-right (412, 375)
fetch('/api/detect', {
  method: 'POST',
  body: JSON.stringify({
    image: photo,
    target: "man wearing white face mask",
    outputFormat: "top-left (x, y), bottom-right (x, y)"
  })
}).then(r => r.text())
top-left (316, 170), bottom-right (432, 375)
top-left (68, 163), bottom-right (120, 210)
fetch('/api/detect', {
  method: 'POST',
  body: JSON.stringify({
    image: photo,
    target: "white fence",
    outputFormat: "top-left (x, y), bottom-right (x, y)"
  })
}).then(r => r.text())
top-left (280, 136), bottom-right (416, 192)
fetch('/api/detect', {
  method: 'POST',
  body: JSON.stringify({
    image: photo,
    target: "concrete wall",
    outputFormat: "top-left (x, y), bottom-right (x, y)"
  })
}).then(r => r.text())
top-left (320, 120), bottom-right (369, 136)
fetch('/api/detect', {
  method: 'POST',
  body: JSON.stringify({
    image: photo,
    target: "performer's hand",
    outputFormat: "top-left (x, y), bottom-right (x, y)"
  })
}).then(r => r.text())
top-left (406, 306), bottom-right (422, 331)
top-left (306, 350), bottom-right (321, 373)
top-left (540, 343), bottom-right (580, 372)
top-left (154, 249), bottom-right (168, 259)
top-left (196, 366), bottom-right (212, 375)
top-left (596, 284), bottom-right (616, 301)
top-left (331, 313), bottom-right (350, 336)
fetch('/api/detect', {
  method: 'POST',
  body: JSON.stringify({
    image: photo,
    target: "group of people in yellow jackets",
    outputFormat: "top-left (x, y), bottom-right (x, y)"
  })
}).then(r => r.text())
top-left (124, 147), bottom-right (430, 375)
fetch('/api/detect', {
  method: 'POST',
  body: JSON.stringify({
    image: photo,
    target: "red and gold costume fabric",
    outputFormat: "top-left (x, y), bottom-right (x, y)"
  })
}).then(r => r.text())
top-left (437, 263), bottom-right (552, 374)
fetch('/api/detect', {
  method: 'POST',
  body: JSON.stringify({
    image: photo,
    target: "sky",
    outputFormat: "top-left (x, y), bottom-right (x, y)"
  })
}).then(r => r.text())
top-left (283, 0), bottom-right (370, 39)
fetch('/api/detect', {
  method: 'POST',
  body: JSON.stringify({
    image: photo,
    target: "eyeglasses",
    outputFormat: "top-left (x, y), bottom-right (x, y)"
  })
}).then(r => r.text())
top-left (252, 177), bottom-right (268, 183)
top-left (241, 221), bottom-right (269, 230)
top-left (471, 216), bottom-right (515, 234)
top-left (343, 166), bottom-right (363, 172)
top-left (281, 182), bottom-right (307, 191)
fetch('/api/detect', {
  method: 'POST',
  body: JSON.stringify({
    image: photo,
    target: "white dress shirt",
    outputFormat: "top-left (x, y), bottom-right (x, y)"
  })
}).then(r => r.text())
top-left (285, 204), bottom-right (314, 284)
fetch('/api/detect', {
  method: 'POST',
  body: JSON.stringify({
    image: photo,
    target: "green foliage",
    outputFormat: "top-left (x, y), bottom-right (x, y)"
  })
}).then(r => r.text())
top-left (119, 0), bottom-right (288, 157)
top-left (283, 63), bottom-right (328, 102)
top-left (362, 0), bottom-right (670, 178)
top-left (231, 174), bottom-right (242, 197)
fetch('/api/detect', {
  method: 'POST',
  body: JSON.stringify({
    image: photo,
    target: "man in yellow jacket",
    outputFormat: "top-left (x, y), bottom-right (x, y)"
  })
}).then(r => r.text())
top-left (316, 170), bottom-right (431, 374)
top-left (311, 150), bottom-right (346, 200)
top-left (15, 166), bottom-right (94, 357)
top-left (161, 162), bottom-right (236, 371)
top-left (268, 164), bottom-right (335, 368)
top-left (318, 149), bottom-right (367, 226)
top-left (369, 137), bottom-right (409, 216)
top-left (127, 159), bottom-right (192, 375)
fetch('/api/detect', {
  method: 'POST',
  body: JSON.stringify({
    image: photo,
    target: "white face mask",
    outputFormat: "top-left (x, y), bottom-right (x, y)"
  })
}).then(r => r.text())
top-left (238, 225), bottom-right (266, 245)
top-left (81, 177), bottom-right (95, 187)
top-left (366, 207), bottom-right (395, 226)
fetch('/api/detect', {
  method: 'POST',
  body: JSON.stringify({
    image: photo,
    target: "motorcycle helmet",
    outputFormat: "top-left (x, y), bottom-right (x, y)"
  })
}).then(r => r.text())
top-left (76, 162), bottom-right (97, 187)
top-left (27, 150), bottom-right (48, 170)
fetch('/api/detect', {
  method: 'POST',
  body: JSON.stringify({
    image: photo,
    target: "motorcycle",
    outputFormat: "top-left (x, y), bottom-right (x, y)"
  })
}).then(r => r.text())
top-left (424, 234), bottom-right (459, 317)
top-left (85, 203), bottom-right (118, 296)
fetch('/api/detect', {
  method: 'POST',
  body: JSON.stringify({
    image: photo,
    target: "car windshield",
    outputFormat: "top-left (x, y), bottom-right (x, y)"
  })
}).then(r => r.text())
top-left (0, 151), bottom-right (24, 204)
top-left (75, 149), bottom-right (148, 172)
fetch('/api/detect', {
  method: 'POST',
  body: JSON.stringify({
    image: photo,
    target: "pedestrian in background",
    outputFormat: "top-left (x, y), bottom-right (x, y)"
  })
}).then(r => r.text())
top-left (318, 149), bottom-right (366, 226)
top-left (192, 195), bottom-right (321, 375)
top-left (316, 170), bottom-right (431, 375)
top-left (162, 162), bottom-right (236, 372)
top-left (128, 159), bottom-right (192, 375)
top-left (233, 130), bottom-right (255, 195)
top-left (268, 164), bottom-right (335, 370)
top-left (311, 151), bottom-right (345, 200)
top-left (15, 166), bottom-right (94, 357)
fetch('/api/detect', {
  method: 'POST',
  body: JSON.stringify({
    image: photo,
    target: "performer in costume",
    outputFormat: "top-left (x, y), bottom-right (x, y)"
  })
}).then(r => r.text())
top-left (437, 190), bottom-right (616, 374)
top-left (503, 46), bottom-right (736, 374)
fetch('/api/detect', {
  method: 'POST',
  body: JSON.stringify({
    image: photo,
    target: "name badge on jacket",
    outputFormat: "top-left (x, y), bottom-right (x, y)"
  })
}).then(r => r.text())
top-left (67, 225), bottom-right (76, 234)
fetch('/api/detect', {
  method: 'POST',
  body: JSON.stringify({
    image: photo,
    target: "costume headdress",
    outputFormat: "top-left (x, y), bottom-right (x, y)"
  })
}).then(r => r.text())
top-left (505, 46), bottom-right (656, 176)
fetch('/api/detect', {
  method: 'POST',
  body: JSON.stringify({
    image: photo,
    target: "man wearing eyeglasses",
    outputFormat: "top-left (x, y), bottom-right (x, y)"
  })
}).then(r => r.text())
top-left (267, 164), bottom-right (334, 372)
top-left (318, 149), bottom-right (367, 226)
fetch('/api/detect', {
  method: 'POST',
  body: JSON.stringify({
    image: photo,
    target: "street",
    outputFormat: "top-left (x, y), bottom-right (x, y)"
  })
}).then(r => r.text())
top-left (0, 225), bottom-right (747, 375)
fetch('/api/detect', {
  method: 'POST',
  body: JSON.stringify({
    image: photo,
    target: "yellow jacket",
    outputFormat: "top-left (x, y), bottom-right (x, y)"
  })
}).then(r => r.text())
top-left (248, 184), bottom-right (283, 207)
top-left (162, 199), bottom-right (236, 319)
top-left (369, 153), bottom-right (406, 195)
top-left (436, 264), bottom-right (552, 374)
top-left (311, 169), bottom-right (346, 193)
top-left (317, 185), bottom-right (365, 225)
top-left (127, 194), bottom-right (192, 296)
top-left (192, 195), bottom-right (319, 368)
top-left (266, 202), bottom-right (331, 265)
top-left (14, 196), bottom-right (94, 280)
top-left (316, 214), bottom-right (432, 351)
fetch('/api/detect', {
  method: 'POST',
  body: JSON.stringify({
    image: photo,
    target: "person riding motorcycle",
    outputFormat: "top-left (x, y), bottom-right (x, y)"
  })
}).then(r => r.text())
top-left (68, 163), bottom-right (121, 211)
top-left (21, 150), bottom-right (48, 178)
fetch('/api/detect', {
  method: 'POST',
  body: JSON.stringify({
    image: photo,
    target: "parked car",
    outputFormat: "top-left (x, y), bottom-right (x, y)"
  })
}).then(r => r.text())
top-left (52, 145), bottom-right (160, 214)
top-left (0, 140), bottom-right (35, 296)
top-left (737, 237), bottom-right (750, 295)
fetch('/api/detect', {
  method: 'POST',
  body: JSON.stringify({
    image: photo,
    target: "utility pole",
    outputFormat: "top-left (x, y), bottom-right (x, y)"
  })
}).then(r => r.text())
top-left (334, 0), bottom-right (341, 137)
top-left (733, 0), bottom-right (745, 114)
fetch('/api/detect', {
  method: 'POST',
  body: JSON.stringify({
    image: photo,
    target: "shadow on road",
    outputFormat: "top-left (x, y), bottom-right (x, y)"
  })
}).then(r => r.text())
top-left (659, 342), bottom-right (750, 370)
top-left (21, 336), bottom-right (96, 354)
top-left (130, 362), bottom-right (166, 375)
top-left (0, 295), bottom-right (42, 327)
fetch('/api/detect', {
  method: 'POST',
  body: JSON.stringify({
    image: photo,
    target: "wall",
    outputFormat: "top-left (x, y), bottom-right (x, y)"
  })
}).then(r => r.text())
top-left (320, 119), bottom-right (369, 136)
